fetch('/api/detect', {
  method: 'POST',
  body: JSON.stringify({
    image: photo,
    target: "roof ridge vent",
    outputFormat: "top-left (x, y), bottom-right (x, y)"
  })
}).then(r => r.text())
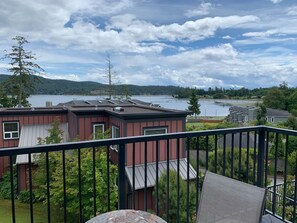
top-left (113, 106), bottom-right (124, 112)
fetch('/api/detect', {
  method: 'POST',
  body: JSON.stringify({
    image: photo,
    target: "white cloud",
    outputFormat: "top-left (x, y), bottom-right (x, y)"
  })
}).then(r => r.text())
top-left (222, 35), bottom-right (232, 39)
top-left (185, 2), bottom-right (213, 17)
top-left (39, 73), bottom-right (81, 81)
top-left (286, 6), bottom-right (297, 15)
top-left (270, 0), bottom-right (283, 4)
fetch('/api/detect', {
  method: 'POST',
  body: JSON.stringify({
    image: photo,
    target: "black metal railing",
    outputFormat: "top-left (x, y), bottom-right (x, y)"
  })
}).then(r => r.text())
top-left (1, 126), bottom-right (297, 222)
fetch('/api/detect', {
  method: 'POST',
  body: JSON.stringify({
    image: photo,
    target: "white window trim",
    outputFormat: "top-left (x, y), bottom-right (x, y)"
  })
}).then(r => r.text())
top-left (93, 124), bottom-right (104, 139)
top-left (144, 127), bottom-right (168, 135)
top-left (3, 122), bottom-right (19, 139)
top-left (111, 126), bottom-right (120, 152)
top-left (271, 117), bottom-right (275, 123)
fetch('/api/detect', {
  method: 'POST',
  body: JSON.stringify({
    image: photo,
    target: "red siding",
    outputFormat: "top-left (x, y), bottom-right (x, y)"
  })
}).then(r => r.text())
top-left (76, 115), bottom-right (109, 141)
top-left (126, 118), bottom-right (186, 166)
top-left (130, 188), bottom-right (155, 211)
top-left (0, 113), bottom-right (67, 177)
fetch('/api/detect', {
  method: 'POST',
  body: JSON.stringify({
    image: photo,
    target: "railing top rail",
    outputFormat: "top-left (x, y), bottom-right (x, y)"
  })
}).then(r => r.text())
top-left (0, 126), bottom-right (260, 156)
top-left (1, 125), bottom-right (297, 156)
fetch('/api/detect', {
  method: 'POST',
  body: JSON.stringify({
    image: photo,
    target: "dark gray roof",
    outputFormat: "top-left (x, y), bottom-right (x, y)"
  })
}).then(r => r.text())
top-left (125, 158), bottom-right (196, 190)
top-left (57, 99), bottom-right (160, 108)
top-left (267, 108), bottom-right (291, 117)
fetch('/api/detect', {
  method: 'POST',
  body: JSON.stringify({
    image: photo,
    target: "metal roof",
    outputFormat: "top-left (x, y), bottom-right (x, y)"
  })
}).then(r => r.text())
top-left (16, 123), bottom-right (69, 164)
top-left (125, 158), bottom-right (197, 190)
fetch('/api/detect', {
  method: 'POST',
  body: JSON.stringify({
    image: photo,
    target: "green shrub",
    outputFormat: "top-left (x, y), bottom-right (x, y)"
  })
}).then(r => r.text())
top-left (0, 166), bottom-right (17, 199)
top-left (18, 190), bottom-right (35, 203)
top-left (208, 148), bottom-right (256, 183)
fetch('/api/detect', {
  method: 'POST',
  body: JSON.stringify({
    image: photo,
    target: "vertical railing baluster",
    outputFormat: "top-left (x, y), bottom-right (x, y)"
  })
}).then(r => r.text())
top-left (246, 131), bottom-right (250, 183)
top-left (144, 141), bottom-right (147, 211)
top-left (62, 150), bottom-right (67, 223)
top-left (238, 132), bottom-right (242, 180)
top-left (92, 147), bottom-right (96, 217)
top-left (231, 133), bottom-right (234, 178)
top-left (155, 141), bottom-right (159, 215)
top-left (28, 153), bottom-right (34, 223)
top-left (9, 155), bottom-right (16, 223)
top-left (118, 143), bottom-right (126, 209)
top-left (107, 146), bottom-right (110, 211)
top-left (257, 128), bottom-right (265, 188)
top-left (132, 143), bottom-right (136, 210)
top-left (78, 148), bottom-right (82, 223)
top-left (223, 134), bottom-right (226, 176)
top-left (177, 138), bottom-right (180, 223)
top-left (282, 135), bottom-right (289, 220)
top-left (46, 151), bottom-right (51, 223)
top-left (264, 131), bottom-right (269, 188)
top-left (253, 132), bottom-right (257, 185)
top-left (293, 150), bottom-right (297, 222)
top-left (214, 135), bottom-right (217, 173)
top-left (196, 136), bottom-right (200, 212)
top-left (205, 136), bottom-right (209, 171)
top-left (186, 137), bottom-right (190, 223)
top-left (272, 133), bottom-right (279, 214)
top-left (166, 139), bottom-right (170, 223)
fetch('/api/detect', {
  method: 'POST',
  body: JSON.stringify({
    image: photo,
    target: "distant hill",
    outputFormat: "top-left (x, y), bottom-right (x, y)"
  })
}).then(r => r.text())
top-left (0, 74), bottom-right (186, 95)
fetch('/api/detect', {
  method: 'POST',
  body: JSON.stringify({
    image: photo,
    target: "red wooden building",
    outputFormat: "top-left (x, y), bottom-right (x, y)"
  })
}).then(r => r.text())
top-left (0, 99), bottom-right (196, 210)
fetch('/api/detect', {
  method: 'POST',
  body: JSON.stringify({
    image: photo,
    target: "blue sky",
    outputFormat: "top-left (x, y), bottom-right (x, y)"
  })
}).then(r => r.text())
top-left (1, 0), bottom-right (297, 89)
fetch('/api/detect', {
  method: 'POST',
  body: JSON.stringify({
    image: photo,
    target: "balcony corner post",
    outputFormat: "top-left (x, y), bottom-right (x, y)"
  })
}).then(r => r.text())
top-left (257, 126), bottom-right (265, 188)
top-left (118, 143), bottom-right (126, 209)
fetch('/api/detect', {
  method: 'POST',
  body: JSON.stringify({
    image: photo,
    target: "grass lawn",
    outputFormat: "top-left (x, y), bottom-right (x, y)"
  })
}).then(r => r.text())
top-left (186, 122), bottom-right (218, 129)
top-left (0, 199), bottom-right (64, 223)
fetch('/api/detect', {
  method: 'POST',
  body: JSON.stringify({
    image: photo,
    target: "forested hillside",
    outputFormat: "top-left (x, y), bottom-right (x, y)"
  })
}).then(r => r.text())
top-left (0, 74), bottom-right (185, 95)
top-left (0, 74), bottom-right (291, 98)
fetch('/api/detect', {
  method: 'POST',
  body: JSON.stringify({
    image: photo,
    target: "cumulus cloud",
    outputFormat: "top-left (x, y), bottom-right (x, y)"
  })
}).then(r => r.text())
top-left (270, 0), bottom-right (283, 4)
top-left (185, 2), bottom-right (213, 17)
top-left (286, 6), bottom-right (297, 15)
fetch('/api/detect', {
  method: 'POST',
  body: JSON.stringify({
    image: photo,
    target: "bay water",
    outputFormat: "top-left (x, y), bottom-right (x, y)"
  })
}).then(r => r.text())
top-left (28, 95), bottom-right (257, 117)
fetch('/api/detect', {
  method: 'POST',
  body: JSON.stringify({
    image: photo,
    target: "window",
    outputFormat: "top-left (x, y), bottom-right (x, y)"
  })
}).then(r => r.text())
top-left (144, 127), bottom-right (167, 135)
top-left (111, 126), bottom-right (120, 151)
top-left (3, 122), bottom-right (19, 139)
top-left (271, 117), bottom-right (275, 123)
top-left (93, 124), bottom-right (104, 139)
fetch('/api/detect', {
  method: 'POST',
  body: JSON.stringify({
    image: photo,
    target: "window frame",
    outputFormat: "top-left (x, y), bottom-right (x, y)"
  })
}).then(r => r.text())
top-left (3, 122), bottom-right (20, 140)
top-left (111, 125), bottom-right (120, 151)
top-left (143, 127), bottom-right (168, 136)
top-left (92, 123), bottom-right (105, 139)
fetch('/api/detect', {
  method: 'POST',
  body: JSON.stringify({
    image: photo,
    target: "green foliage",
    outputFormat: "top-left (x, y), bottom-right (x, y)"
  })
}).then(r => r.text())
top-left (263, 88), bottom-right (286, 110)
top-left (0, 166), bottom-right (17, 199)
top-left (284, 116), bottom-right (297, 130)
top-left (37, 118), bottom-right (64, 144)
top-left (256, 104), bottom-right (267, 125)
top-left (287, 90), bottom-right (297, 112)
top-left (18, 190), bottom-right (35, 203)
top-left (266, 175), bottom-right (297, 222)
top-left (34, 148), bottom-right (118, 221)
top-left (154, 170), bottom-right (196, 223)
top-left (2, 36), bottom-right (43, 107)
top-left (288, 151), bottom-right (297, 175)
top-left (208, 148), bottom-right (256, 183)
top-left (188, 89), bottom-right (200, 118)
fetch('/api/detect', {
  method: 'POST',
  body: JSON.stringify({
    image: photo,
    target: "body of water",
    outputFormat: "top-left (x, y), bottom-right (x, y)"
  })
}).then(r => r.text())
top-left (28, 95), bottom-right (258, 117)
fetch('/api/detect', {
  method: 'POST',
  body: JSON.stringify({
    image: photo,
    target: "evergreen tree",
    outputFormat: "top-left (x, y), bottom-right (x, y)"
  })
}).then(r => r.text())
top-left (188, 89), bottom-right (200, 118)
top-left (256, 104), bottom-right (267, 125)
top-left (4, 36), bottom-right (43, 107)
